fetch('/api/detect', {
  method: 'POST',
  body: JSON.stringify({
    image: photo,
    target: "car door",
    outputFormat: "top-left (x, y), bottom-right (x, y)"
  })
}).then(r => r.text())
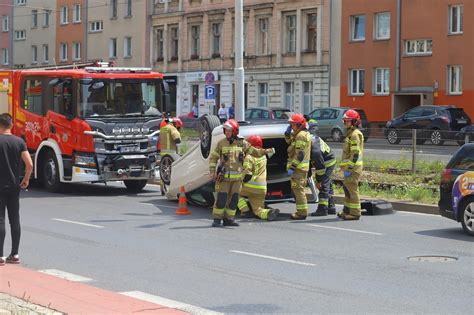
top-left (318, 109), bottom-right (333, 139)
top-left (398, 107), bottom-right (424, 137)
top-left (309, 109), bottom-right (324, 135)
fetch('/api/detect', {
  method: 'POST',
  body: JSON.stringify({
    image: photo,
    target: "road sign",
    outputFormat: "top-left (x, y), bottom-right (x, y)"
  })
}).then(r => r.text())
top-left (205, 85), bottom-right (216, 100)
top-left (205, 72), bottom-right (215, 85)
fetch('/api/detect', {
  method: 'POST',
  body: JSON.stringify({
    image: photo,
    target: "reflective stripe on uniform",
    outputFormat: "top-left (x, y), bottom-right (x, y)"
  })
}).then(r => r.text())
top-left (213, 207), bottom-right (225, 215)
top-left (296, 204), bottom-right (308, 210)
top-left (315, 169), bottom-right (326, 176)
top-left (325, 159), bottom-right (336, 167)
top-left (243, 181), bottom-right (267, 190)
top-left (344, 201), bottom-right (360, 209)
top-left (222, 147), bottom-right (243, 153)
top-left (318, 199), bottom-right (329, 206)
top-left (226, 208), bottom-right (237, 216)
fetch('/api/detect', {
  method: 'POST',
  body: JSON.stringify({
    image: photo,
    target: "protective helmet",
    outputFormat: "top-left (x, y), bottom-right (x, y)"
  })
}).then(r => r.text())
top-left (171, 117), bottom-right (183, 129)
top-left (288, 113), bottom-right (306, 127)
top-left (223, 119), bottom-right (240, 136)
top-left (342, 109), bottom-right (361, 126)
top-left (247, 135), bottom-right (263, 149)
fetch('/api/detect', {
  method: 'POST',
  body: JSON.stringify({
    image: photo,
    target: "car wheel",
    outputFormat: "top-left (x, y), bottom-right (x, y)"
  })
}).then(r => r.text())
top-left (159, 154), bottom-right (174, 186)
top-left (430, 129), bottom-right (444, 146)
top-left (199, 115), bottom-right (221, 159)
top-left (331, 129), bottom-right (343, 142)
top-left (41, 149), bottom-right (62, 193)
top-left (124, 180), bottom-right (147, 193)
top-left (386, 128), bottom-right (401, 144)
top-left (460, 198), bottom-right (474, 236)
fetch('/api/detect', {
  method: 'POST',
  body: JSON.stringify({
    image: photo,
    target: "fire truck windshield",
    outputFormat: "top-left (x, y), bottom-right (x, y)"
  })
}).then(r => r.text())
top-left (79, 79), bottom-right (163, 118)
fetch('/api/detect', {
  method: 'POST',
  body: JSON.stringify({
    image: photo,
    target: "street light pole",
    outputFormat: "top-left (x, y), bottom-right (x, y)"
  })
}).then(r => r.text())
top-left (234, 0), bottom-right (245, 121)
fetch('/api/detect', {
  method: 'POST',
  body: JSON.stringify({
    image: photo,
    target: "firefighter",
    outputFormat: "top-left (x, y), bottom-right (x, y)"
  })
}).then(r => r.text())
top-left (238, 135), bottom-right (279, 221)
top-left (285, 114), bottom-right (312, 220)
top-left (209, 119), bottom-right (274, 227)
top-left (338, 109), bottom-right (364, 220)
top-left (309, 133), bottom-right (336, 216)
top-left (159, 117), bottom-right (182, 157)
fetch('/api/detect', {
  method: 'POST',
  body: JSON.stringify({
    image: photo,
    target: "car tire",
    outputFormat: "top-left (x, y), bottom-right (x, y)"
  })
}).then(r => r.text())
top-left (459, 197), bottom-right (474, 236)
top-left (199, 115), bottom-right (221, 159)
top-left (386, 128), bottom-right (401, 144)
top-left (331, 129), bottom-right (344, 142)
top-left (124, 180), bottom-right (147, 193)
top-left (430, 129), bottom-right (444, 146)
top-left (159, 154), bottom-right (175, 186)
top-left (41, 149), bottom-right (62, 193)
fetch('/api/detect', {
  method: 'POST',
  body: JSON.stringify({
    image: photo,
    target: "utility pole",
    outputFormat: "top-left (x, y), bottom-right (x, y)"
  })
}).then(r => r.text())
top-left (234, 0), bottom-right (245, 121)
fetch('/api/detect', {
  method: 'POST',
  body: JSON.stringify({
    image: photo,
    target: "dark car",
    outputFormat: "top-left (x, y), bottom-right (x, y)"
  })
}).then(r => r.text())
top-left (384, 105), bottom-right (471, 145)
top-left (245, 107), bottom-right (293, 121)
top-left (456, 124), bottom-right (474, 145)
top-left (439, 143), bottom-right (474, 236)
top-left (306, 107), bottom-right (370, 142)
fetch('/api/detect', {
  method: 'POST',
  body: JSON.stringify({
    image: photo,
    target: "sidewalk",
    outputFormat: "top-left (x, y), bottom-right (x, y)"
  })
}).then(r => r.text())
top-left (0, 265), bottom-right (187, 315)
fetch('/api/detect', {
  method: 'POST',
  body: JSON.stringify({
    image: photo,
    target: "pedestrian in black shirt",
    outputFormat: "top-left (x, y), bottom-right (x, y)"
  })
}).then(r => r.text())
top-left (0, 113), bottom-right (33, 266)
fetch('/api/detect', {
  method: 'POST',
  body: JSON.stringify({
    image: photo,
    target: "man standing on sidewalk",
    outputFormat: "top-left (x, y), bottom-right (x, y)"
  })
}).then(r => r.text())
top-left (0, 113), bottom-right (33, 265)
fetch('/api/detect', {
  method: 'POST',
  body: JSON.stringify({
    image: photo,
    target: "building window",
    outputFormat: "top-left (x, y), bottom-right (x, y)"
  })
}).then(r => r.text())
top-left (60, 43), bottom-right (68, 61)
top-left (306, 13), bottom-right (317, 52)
top-left (2, 16), bottom-right (8, 32)
top-left (125, 0), bottom-right (132, 17)
top-left (2, 48), bottom-right (8, 65)
top-left (350, 69), bottom-right (365, 95)
top-left (170, 27), bottom-right (179, 60)
top-left (405, 39), bottom-right (432, 55)
top-left (14, 30), bottom-right (26, 40)
top-left (257, 18), bottom-right (269, 55)
top-left (15, 0), bottom-right (26, 5)
top-left (90, 21), bottom-right (103, 32)
top-left (351, 15), bottom-right (365, 41)
top-left (449, 5), bottom-right (463, 34)
top-left (211, 23), bottom-right (221, 57)
top-left (286, 14), bottom-right (296, 53)
top-left (156, 29), bottom-right (164, 61)
top-left (284, 82), bottom-right (295, 110)
top-left (448, 65), bottom-right (462, 94)
top-left (43, 44), bottom-right (49, 63)
top-left (73, 4), bottom-right (81, 23)
top-left (109, 38), bottom-right (117, 58)
top-left (73, 42), bottom-right (81, 60)
top-left (43, 10), bottom-right (50, 27)
top-left (258, 83), bottom-right (268, 107)
top-left (124, 37), bottom-right (132, 58)
top-left (190, 25), bottom-right (200, 58)
top-left (303, 81), bottom-right (313, 114)
top-left (60, 6), bottom-right (68, 25)
top-left (375, 12), bottom-right (390, 40)
top-left (111, 0), bottom-right (118, 19)
top-left (31, 10), bottom-right (38, 28)
top-left (374, 68), bottom-right (389, 95)
top-left (31, 45), bottom-right (37, 64)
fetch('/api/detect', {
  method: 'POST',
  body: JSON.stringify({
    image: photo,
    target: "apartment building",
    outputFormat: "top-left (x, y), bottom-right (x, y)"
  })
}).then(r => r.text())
top-left (56, 0), bottom-right (86, 65)
top-left (151, 0), bottom-right (330, 116)
top-left (87, 0), bottom-right (151, 68)
top-left (0, 0), bottom-right (13, 68)
top-left (339, 0), bottom-right (473, 122)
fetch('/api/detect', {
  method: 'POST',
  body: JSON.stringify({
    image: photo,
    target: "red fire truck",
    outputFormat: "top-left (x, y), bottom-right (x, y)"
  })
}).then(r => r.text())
top-left (0, 65), bottom-right (168, 192)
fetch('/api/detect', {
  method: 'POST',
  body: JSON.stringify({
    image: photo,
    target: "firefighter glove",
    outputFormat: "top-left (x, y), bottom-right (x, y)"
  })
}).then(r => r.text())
top-left (344, 170), bottom-right (351, 177)
top-left (285, 125), bottom-right (292, 136)
top-left (243, 174), bottom-right (252, 183)
top-left (266, 148), bottom-right (275, 158)
top-left (287, 169), bottom-right (295, 176)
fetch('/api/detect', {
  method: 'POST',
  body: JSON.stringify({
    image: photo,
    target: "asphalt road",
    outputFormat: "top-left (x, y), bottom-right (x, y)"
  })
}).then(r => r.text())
top-left (10, 183), bottom-right (472, 314)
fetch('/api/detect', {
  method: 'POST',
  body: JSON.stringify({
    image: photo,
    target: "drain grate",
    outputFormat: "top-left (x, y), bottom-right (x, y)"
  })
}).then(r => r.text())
top-left (407, 256), bottom-right (458, 263)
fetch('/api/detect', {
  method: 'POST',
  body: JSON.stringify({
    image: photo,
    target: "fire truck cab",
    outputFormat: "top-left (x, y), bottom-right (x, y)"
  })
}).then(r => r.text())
top-left (0, 66), bottom-right (167, 192)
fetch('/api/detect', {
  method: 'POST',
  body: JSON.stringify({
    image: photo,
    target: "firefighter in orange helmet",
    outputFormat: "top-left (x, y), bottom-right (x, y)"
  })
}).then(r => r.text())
top-left (338, 109), bottom-right (364, 220)
top-left (238, 135), bottom-right (279, 221)
top-left (209, 120), bottom-right (275, 227)
top-left (285, 113), bottom-right (312, 220)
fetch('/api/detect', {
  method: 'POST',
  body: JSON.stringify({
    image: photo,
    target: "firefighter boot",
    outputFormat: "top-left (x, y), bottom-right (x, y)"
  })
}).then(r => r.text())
top-left (291, 213), bottom-right (307, 220)
top-left (266, 209), bottom-right (280, 221)
top-left (223, 218), bottom-right (240, 226)
top-left (212, 219), bottom-right (222, 227)
top-left (328, 198), bottom-right (336, 215)
top-left (311, 205), bottom-right (328, 217)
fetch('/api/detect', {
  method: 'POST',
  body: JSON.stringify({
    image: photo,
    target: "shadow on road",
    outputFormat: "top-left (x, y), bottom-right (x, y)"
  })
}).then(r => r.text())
top-left (415, 228), bottom-right (473, 242)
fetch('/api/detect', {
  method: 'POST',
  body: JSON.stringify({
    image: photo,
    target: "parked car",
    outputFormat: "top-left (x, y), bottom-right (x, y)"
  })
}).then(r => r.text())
top-left (245, 107), bottom-right (293, 121)
top-left (306, 107), bottom-right (370, 142)
top-left (384, 105), bottom-right (471, 145)
top-left (456, 124), bottom-right (474, 145)
top-left (439, 143), bottom-right (474, 236)
top-left (178, 111), bottom-right (199, 129)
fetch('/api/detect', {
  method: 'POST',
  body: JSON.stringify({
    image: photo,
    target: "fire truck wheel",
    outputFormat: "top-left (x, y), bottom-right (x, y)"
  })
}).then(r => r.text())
top-left (199, 115), bottom-right (221, 159)
top-left (41, 150), bottom-right (62, 193)
top-left (124, 180), bottom-right (147, 193)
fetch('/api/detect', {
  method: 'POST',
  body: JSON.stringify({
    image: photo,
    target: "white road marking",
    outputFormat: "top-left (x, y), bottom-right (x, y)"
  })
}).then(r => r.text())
top-left (38, 269), bottom-right (93, 282)
top-left (307, 224), bottom-right (383, 235)
top-left (52, 218), bottom-right (104, 228)
top-left (120, 291), bottom-right (222, 315)
top-left (229, 250), bottom-right (316, 267)
top-left (397, 211), bottom-right (440, 217)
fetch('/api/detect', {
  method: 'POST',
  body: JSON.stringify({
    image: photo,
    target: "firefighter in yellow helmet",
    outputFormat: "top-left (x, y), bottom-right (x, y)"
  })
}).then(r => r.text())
top-left (238, 135), bottom-right (280, 221)
top-left (159, 117), bottom-right (183, 157)
top-left (209, 119), bottom-right (275, 227)
top-left (338, 109), bottom-right (364, 220)
top-left (285, 113), bottom-right (312, 220)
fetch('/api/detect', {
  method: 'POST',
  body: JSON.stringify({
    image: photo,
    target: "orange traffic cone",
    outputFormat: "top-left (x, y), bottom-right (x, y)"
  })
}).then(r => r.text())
top-left (176, 186), bottom-right (191, 215)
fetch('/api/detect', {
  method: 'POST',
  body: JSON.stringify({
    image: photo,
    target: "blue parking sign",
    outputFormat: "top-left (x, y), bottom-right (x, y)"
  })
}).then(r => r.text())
top-left (205, 85), bottom-right (216, 100)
